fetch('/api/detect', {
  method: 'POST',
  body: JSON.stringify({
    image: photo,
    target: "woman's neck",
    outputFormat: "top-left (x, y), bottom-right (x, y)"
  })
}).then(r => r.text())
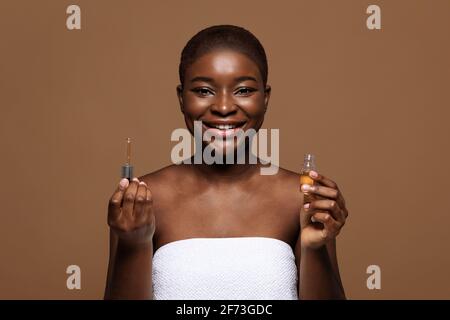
top-left (188, 143), bottom-right (267, 182)
top-left (190, 157), bottom-right (262, 183)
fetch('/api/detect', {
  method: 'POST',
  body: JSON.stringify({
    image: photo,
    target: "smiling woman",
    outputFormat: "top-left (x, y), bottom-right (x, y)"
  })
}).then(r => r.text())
top-left (104, 25), bottom-right (349, 300)
top-left (177, 29), bottom-right (270, 161)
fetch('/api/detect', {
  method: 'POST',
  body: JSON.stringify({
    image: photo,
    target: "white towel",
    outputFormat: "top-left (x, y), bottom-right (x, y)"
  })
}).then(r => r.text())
top-left (152, 237), bottom-right (298, 300)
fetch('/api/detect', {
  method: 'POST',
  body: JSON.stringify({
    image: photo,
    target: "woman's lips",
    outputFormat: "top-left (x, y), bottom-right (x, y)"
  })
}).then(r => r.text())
top-left (202, 121), bottom-right (246, 137)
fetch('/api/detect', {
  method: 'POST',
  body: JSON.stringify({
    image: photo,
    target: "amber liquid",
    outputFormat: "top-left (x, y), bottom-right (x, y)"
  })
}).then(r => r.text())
top-left (300, 170), bottom-right (315, 203)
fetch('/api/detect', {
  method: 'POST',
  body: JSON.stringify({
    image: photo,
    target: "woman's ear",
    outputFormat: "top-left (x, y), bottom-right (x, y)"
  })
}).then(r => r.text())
top-left (176, 84), bottom-right (184, 113)
top-left (264, 85), bottom-right (271, 112)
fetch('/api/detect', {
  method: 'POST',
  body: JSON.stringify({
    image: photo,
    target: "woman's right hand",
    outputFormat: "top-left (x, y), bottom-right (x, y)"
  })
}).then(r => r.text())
top-left (108, 177), bottom-right (155, 248)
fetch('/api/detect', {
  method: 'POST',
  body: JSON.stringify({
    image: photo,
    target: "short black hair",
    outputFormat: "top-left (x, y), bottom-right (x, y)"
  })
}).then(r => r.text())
top-left (179, 25), bottom-right (268, 87)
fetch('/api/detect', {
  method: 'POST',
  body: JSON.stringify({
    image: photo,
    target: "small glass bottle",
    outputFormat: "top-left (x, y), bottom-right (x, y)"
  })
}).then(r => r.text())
top-left (300, 153), bottom-right (316, 202)
top-left (121, 138), bottom-right (133, 181)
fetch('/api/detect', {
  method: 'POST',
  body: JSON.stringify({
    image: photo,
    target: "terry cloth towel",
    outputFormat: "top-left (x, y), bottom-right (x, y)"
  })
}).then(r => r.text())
top-left (152, 237), bottom-right (298, 300)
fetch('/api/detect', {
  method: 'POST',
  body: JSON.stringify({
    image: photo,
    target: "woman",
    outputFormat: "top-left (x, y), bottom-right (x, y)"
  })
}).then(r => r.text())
top-left (104, 25), bottom-right (349, 300)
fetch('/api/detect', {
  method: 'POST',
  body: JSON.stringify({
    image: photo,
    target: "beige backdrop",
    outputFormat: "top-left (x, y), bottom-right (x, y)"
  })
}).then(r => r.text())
top-left (1, 0), bottom-right (449, 299)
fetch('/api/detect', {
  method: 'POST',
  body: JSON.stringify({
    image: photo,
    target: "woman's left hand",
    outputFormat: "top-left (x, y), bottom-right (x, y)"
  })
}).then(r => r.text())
top-left (299, 170), bottom-right (349, 250)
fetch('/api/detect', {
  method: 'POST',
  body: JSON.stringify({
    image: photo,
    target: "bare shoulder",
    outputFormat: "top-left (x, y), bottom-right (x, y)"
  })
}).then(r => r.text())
top-left (260, 167), bottom-right (302, 249)
top-left (138, 164), bottom-right (193, 195)
top-left (257, 166), bottom-right (302, 214)
top-left (274, 167), bottom-right (301, 185)
top-left (138, 164), bottom-right (180, 186)
top-left (266, 166), bottom-right (301, 197)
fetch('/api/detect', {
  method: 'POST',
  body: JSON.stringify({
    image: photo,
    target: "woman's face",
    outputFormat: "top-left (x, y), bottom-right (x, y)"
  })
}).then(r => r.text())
top-left (177, 49), bottom-right (271, 156)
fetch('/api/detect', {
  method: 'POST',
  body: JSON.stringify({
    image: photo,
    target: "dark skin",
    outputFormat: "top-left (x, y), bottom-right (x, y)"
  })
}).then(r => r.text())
top-left (104, 49), bottom-right (348, 300)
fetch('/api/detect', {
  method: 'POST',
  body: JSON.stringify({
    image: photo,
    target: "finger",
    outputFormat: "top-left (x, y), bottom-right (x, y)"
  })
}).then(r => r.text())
top-left (307, 170), bottom-right (338, 190)
top-left (122, 177), bottom-right (140, 219)
top-left (137, 188), bottom-right (154, 225)
top-left (311, 212), bottom-right (340, 239)
top-left (308, 199), bottom-right (345, 224)
top-left (300, 202), bottom-right (315, 227)
top-left (108, 178), bottom-right (129, 222)
top-left (343, 207), bottom-right (349, 219)
top-left (301, 184), bottom-right (338, 199)
top-left (302, 171), bottom-right (345, 208)
top-left (134, 181), bottom-right (148, 220)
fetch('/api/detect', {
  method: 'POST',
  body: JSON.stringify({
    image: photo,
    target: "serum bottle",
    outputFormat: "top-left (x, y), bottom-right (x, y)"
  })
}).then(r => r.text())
top-left (300, 153), bottom-right (316, 203)
top-left (121, 137), bottom-right (133, 181)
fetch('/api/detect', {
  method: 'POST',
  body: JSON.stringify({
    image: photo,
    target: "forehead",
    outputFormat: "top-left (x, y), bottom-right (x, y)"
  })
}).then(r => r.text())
top-left (185, 49), bottom-right (262, 82)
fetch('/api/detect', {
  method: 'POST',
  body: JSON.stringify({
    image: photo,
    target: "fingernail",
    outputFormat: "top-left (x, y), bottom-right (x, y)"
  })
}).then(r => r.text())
top-left (309, 171), bottom-right (318, 178)
top-left (301, 184), bottom-right (311, 191)
top-left (304, 203), bottom-right (310, 209)
top-left (132, 177), bottom-right (139, 182)
top-left (119, 178), bottom-right (129, 190)
top-left (139, 181), bottom-right (147, 186)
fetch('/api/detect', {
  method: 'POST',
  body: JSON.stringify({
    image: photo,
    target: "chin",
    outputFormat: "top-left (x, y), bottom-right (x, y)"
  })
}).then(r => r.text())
top-left (207, 139), bottom-right (249, 163)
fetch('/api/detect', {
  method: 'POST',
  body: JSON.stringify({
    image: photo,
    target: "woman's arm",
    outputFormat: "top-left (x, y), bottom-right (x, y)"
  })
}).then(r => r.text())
top-left (296, 237), bottom-right (345, 299)
top-left (104, 177), bottom-right (155, 300)
top-left (104, 231), bottom-right (154, 299)
top-left (297, 170), bottom-right (349, 299)
top-left (106, 236), bottom-right (154, 300)
top-left (104, 230), bottom-right (118, 299)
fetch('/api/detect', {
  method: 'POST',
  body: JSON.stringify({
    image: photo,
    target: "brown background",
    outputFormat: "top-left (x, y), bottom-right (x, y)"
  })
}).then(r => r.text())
top-left (1, 0), bottom-right (449, 299)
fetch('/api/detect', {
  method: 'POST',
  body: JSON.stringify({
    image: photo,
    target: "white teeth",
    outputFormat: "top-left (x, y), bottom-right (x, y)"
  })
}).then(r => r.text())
top-left (214, 124), bottom-right (235, 130)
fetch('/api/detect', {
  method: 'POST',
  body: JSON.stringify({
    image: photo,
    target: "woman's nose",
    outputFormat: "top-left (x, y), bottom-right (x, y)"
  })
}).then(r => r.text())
top-left (210, 92), bottom-right (238, 116)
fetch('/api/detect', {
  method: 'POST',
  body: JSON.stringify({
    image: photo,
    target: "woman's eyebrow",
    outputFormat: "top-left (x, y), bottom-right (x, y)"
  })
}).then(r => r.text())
top-left (190, 76), bottom-right (258, 84)
top-left (191, 76), bottom-right (214, 83)
top-left (234, 76), bottom-right (257, 83)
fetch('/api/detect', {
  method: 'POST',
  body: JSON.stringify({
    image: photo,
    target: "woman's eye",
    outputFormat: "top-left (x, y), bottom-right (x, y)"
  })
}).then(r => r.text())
top-left (236, 87), bottom-right (256, 95)
top-left (192, 88), bottom-right (213, 96)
